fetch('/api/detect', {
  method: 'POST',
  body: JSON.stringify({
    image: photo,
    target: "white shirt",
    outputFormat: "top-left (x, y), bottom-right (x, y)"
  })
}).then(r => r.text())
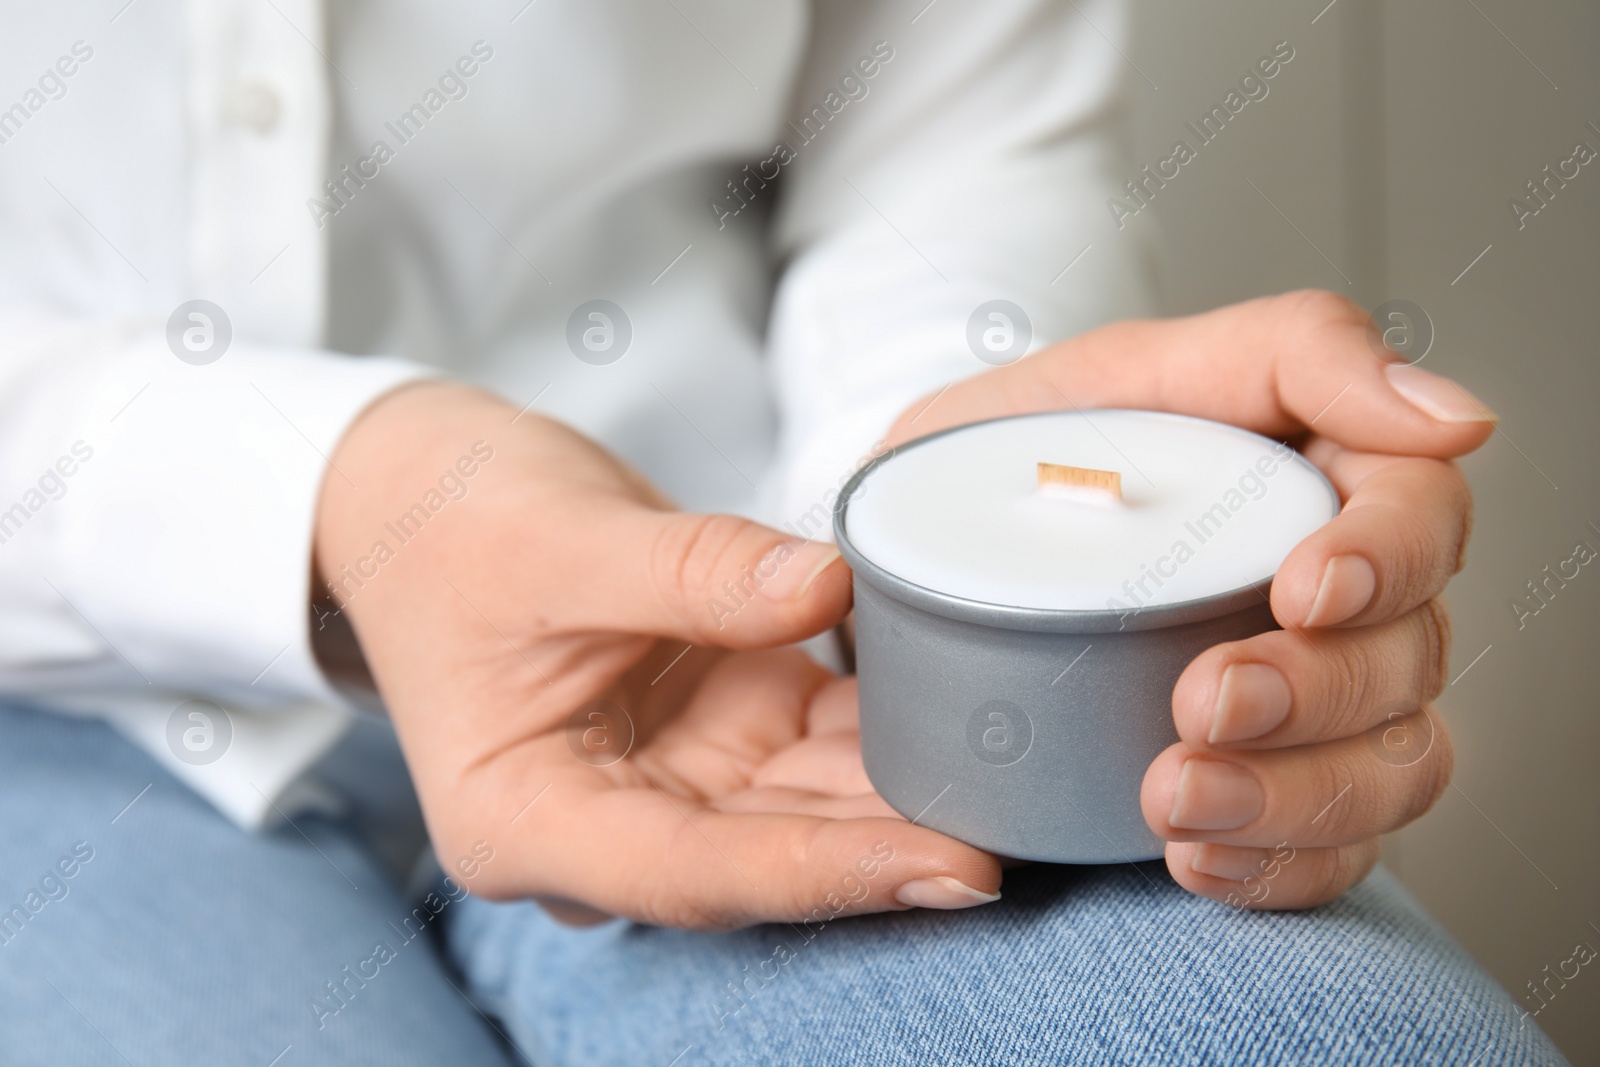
top-left (0, 0), bottom-right (1151, 827)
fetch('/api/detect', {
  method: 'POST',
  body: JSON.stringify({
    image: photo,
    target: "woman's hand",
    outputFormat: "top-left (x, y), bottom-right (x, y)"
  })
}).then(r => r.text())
top-left (315, 383), bottom-right (1000, 930)
top-left (886, 290), bottom-right (1494, 910)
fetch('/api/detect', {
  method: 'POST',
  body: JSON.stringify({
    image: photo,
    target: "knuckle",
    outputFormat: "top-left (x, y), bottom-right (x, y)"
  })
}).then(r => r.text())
top-left (1329, 636), bottom-right (1386, 736)
top-left (1303, 754), bottom-right (1366, 842)
top-left (1388, 502), bottom-right (1442, 614)
top-left (644, 826), bottom-right (737, 930)
top-left (1361, 704), bottom-right (1451, 831)
top-left (650, 513), bottom-right (750, 624)
top-left (656, 897), bottom-right (734, 931)
top-left (1310, 842), bottom-right (1378, 906)
top-left (1339, 500), bottom-right (1431, 619)
top-left (1311, 844), bottom-right (1356, 904)
top-left (1314, 623), bottom-right (1405, 740)
top-left (1417, 458), bottom-right (1476, 577)
top-left (1317, 734), bottom-right (1415, 844)
top-left (646, 876), bottom-right (721, 928)
top-left (1279, 289), bottom-right (1368, 335)
top-left (1414, 713), bottom-right (1455, 819)
top-left (1412, 598), bottom-right (1453, 700)
top-left (1393, 459), bottom-right (1472, 596)
top-left (1340, 781), bottom-right (1385, 844)
top-left (1455, 481), bottom-right (1476, 573)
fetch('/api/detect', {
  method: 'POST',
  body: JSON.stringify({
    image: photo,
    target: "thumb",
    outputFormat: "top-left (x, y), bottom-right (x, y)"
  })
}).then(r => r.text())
top-left (888, 291), bottom-right (1497, 460)
top-left (566, 506), bottom-right (852, 648)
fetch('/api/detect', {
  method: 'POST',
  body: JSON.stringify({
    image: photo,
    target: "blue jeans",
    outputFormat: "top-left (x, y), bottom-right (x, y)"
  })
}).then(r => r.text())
top-left (0, 702), bottom-right (1566, 1066)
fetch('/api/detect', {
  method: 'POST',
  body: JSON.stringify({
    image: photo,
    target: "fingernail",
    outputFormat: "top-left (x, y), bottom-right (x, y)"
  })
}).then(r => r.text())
top-left (1304, 554), bottom-right (1376, 627)
top-left (1168, 759), bottom-right (1264, 831)
top-left (1209, 663), bottom-right (1292, 744)
top-left (757, 541), bottom-right (842, 602)
top-left (893, 876), bottom-right (1001, 910)
top-left (1384, 363), bottom-right (1498, 423)
top-left (1190, 843), bottom-right (1269, 881)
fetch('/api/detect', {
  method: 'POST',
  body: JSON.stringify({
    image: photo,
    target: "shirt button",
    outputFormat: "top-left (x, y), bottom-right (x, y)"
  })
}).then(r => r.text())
top-left (221, 80), bottom-right (282, 134)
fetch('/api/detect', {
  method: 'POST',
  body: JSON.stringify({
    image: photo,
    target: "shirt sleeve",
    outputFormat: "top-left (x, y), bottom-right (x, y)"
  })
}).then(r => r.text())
top-left (762, 0), bottom-right (1157, 531)
top-left (0, 308), bottom-right (433, 826)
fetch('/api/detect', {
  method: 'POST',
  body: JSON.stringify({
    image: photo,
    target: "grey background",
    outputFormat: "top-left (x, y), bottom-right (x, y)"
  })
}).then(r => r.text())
top-left (1124, 1), bottom-right (1598, 1060)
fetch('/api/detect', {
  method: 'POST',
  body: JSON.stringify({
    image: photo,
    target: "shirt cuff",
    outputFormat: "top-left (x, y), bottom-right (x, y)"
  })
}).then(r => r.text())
top-left (11, 326), bottom-right (438, 825)
top-left (53, 331), bottom-right (433, 708)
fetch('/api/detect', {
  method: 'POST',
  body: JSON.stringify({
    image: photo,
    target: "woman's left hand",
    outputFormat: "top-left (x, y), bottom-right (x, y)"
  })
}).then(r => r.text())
top-left (884, 290), bottom-right (1495, 909)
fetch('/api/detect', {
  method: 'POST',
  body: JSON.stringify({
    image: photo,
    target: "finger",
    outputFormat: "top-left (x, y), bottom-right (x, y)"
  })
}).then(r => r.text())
top-left (1272, 446), bottom-right (1473, 629)
top-left (561, 502), bottom-right (853, 648)
top-left (887, 290), bottom-right (1495, 459)
top-left (1165, 840), bottom-right (1380, 911)
top-left (636, 649), bottom-right (833, 798)
top-left (1141, 710), bottom-right (1453, 849)
top-left (749, 732), bottom-right (874, 797)
top-left (465, 783), bottom-right (1001, 929)
top-left (1173, 602), bottom-right (1451, 748)
top-left (805, 675), bottom-right (861, 736)
top-left (711, 785), bottom-right (899, 821)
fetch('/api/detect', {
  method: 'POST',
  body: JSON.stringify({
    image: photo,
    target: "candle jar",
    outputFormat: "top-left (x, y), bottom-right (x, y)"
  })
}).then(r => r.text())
top-left (833, 410), bottom-right (1339, 864)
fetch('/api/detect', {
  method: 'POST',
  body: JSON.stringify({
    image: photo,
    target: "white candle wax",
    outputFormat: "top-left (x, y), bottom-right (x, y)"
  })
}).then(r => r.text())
top-left (844, 411), bottom-right (1339, 612)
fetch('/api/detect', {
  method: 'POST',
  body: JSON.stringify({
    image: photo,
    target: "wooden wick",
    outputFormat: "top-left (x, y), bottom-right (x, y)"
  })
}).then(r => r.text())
top-left (1037, 461), bottom-right (1123, 501)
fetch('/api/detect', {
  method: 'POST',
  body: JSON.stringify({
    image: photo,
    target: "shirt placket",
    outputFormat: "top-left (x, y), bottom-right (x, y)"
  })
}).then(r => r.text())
top-left (184, 0), bottom-right (329, 349)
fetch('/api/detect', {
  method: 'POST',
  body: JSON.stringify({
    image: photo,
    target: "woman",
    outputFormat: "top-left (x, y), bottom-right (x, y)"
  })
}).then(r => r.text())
top-left (0, 0), bottom-right (1562, 1062)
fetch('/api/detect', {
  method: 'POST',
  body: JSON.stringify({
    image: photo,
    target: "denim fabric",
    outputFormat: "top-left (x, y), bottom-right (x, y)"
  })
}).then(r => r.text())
top-left (0, 701), bottom-right (1568, 1065)
top-left (0, 702), bottom-right (514, 1067)
top-left (450, 866), bottom-right (1568, 1067)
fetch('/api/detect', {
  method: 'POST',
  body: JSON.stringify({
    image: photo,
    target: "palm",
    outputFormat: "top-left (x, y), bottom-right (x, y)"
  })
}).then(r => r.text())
top-left (428, 626), bottom-right (901, 926)
top-left (611, 645), bottom-right (890, 820)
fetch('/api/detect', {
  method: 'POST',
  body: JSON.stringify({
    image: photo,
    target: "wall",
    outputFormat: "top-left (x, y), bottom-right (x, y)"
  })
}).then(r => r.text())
top-left (1124, 1), bottom-right (1599, 1060)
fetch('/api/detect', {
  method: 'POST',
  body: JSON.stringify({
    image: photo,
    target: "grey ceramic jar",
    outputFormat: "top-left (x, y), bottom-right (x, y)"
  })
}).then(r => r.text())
top-left (832, 413), bottom-right (1338, 865)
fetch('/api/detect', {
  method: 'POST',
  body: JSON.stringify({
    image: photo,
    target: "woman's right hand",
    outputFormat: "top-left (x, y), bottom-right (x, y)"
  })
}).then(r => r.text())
top-left (313, 382), bottom-right (1002, 929)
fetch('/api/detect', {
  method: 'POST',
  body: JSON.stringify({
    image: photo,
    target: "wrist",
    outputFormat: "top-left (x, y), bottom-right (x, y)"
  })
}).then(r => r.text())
top-left (312, 381), bottom-right (510, 626)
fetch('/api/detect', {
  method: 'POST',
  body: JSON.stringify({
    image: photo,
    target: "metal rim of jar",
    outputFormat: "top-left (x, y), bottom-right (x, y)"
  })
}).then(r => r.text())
top-left (831, 409), bottom-right (1342, 635)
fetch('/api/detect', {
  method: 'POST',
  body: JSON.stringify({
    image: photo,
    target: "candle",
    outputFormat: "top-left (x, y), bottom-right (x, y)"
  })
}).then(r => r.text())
top-left (844, 410), bottom-right (1337, 615)
top-left (834, 410), bottom-right (1339, 864)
